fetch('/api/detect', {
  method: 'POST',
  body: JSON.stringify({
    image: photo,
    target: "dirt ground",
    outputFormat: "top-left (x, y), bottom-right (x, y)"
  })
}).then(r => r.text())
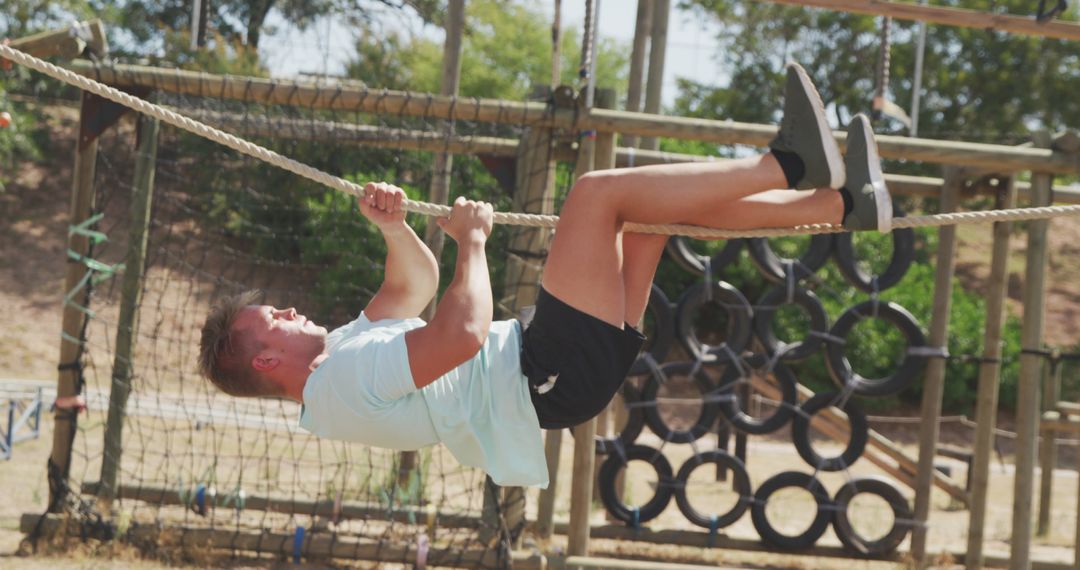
top-left (4, 105), bottom-right (1080, 569)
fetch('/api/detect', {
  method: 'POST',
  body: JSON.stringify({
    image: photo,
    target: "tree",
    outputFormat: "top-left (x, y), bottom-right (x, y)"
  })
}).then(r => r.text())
top-left (113, 0), bottom-right (442, 54)
top-left (346, 0), bottom-right (628, 100)
top-left (676, 0), bottom-right (1080, 159)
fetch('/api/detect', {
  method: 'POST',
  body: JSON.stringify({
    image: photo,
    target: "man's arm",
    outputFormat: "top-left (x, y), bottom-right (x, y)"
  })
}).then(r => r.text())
top-left (405, 197), bottom-right (494, 389)
top-left (361, 183), bottom-right (440, 321)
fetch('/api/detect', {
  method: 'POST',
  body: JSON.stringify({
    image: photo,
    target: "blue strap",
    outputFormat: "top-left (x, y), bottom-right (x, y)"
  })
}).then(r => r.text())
top-left (293, 526), bottom-right (305, 564)
top-left (707, 515), bottom-right (719, 547)
top-left (194, 484), bottom-right (206, 516)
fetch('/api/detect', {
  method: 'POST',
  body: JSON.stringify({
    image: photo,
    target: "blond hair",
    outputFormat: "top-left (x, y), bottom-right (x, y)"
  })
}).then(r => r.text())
top-left (198, 290), bottom-right (281, 397)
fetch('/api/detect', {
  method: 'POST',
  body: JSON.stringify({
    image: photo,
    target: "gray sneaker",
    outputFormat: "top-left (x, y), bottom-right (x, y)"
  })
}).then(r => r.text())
top-left (842, 114), bottom-right (892, 232)
top-left (769, 62), bottom-right (845, 190)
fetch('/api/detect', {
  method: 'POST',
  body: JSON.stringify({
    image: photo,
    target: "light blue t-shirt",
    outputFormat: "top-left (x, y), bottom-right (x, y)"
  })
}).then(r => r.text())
top-left (299, 313), bottom-right (548, 488)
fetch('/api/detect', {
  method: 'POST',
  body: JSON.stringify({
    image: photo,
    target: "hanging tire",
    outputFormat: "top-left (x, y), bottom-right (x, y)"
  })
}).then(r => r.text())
top-left (674, 281), bottom-right (753, 364)
top-left (597, 444), bottom-right (675, 526)
top-left (673, 450), bottom-right (752, 530)
top-left (665, 237), bottom-right (743, 277)
top-left (571, 381), bottom-right (647, 455)
top-left (628, 284), bottom-right (675, 376)
top-left (791, 391), bottom-right (869, 472)
top-left (751, 471), bottom-right (833, 550)
top-left (715, 354), bottom-right (798, 435)
top-left (833, 205), bottom-right (915, 293)
top-left (824, 300), bottom-right (928, 397)
top-left (832, 476), bottom-right (914, 556)
top-left (753, 285), bottom-right (830, 361)
top-left (641, 361), bottom-right (721, 444)
top-left (746, 234), bottom-right (834, 283)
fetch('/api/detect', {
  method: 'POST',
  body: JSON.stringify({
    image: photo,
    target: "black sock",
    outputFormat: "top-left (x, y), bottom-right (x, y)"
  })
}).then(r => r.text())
top-left (839, 187), bottom-right (854, 218)
top-left (771, 149), bottom-right (805, 189)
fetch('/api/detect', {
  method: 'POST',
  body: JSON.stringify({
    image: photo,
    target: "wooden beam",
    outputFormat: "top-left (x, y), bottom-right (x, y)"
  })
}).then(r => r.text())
top-left (65, 62), bottom-right (1080, 175)
top-left (762, 0), bottom-right (1080, 42)
top-left (8, 19), bottom-right (108, 61)
top-left (21, 514), bottom-right (546, 569)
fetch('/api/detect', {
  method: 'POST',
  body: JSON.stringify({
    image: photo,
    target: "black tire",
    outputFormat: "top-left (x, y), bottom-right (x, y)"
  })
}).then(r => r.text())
top-left (674, 281), bottom-right (753, 364)
top-left (751, 471), bottom-right (833, 550)
top-left (628, 284), bottom-right (675, 376)
top-left (791, 391), bottom-right (869, 472)
top-left (715, 354), bottom-right (798, 435)
top-left (641, 361), bottom-right (721, 444)
top-left (746, 234), bottom-right (834, 283)
top-left (665, 237), bottom-right (743, 277)
top-left (570, 381), bottom-right (647, 455)
top-left (597, 444), bottom-right (675, 526)
top-left (832, 476), bottom-right (914, 556)
top-left (673, 450), bottom-right (752, 529)
top-left (824, 301), bottom-right (928, 397)
top-left (833, 205), bottom-right (915, 293)
top-left (753, 285), bottom-right (830, 362)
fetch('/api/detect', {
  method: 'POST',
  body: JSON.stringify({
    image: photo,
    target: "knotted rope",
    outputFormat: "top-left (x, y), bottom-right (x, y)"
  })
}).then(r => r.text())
top-left (3, 43), bottom-right (1078, 239)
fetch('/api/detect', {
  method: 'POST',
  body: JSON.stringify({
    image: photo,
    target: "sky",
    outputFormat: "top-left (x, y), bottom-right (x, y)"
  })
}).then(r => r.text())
top-left (258, 1), bottom-right (726, 107)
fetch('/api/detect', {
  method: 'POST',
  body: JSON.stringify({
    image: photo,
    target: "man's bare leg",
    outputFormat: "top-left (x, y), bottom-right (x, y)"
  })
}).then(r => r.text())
top-left (620, 188), bottom-right (843, 327)
top-left (543, 62), bottom-right (856, 328)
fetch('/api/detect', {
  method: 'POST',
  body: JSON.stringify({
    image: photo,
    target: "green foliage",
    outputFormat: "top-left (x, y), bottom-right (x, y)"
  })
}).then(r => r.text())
top-left (347, 0), bottom-right (628, 99)
top-left (676, 0), bottom-right (1080, 175)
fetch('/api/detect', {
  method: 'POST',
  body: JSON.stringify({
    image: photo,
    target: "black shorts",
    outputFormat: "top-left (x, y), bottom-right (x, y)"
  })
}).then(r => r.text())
top-left (520, 288), bottom-right (646, 429)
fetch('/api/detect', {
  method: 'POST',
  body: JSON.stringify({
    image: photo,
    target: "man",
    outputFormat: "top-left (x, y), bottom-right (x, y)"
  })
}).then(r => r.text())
top-left (199, 63), bottom-right (890, 488)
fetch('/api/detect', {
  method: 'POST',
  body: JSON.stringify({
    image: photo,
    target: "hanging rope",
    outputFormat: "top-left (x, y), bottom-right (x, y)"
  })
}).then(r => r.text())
top-left (2, 43), bottom-right (1078, 239)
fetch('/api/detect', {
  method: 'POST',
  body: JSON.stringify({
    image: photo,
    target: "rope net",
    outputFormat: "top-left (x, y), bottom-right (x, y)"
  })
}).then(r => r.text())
top-left (51, 63), bottom-right (570, 566)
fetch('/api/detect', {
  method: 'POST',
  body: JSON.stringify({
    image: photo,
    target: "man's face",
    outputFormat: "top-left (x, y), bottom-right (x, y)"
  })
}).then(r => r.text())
top-left (234, 305), bottom-right (328, 372)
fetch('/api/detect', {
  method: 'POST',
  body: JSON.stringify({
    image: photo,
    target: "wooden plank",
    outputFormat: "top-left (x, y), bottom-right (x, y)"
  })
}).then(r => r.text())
top-left (11, 19), bottom-right (108, 59)
top-left (64, 62), bottom-right (1080, 175)
top-left (1011, 133), bottom-right (1055, 570)
top-left (910, 167), bottom-right (964, 562)
top-left (99, 116), bottom-right (159, 506)
top-left (762, 0), bottom-right (1080, 42)
top-left (966, 177), bottom-right (1018, 570)
top-left (21, 513), bottom-right (546, 569)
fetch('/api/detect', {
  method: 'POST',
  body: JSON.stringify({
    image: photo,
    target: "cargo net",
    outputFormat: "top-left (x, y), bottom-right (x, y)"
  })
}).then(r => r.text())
top-left (52, 67), bottom-right (572, 567)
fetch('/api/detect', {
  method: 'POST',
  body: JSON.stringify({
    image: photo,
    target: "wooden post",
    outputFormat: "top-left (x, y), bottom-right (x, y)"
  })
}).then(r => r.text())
top-left (909, 166), bottom-right (964, 563)
top-left (48, 93), bottom-right (101, 511)
top-left (567, 89), bottom-right (616, 558)
top-left (530, 83), bottom-right (577, 542)
top-left (98, 116), bottom-right (159, 508)
top-left (551, 0), bottom-right (562, 86)
top-left (1010, 132), bottom-right (1054, 570)
top-left (1037, 352), bottom-right (1063, 536)
top-left (400, 0), bottom-right (466, 494)
top-left (965, 177), bottom-right (1018, 570)
top-left (641, 0), bottom-right (669, 151)
top-left (623, 0), bottom-right (653, 149)
top-left (1074, 464), bottom-right (1080, 570)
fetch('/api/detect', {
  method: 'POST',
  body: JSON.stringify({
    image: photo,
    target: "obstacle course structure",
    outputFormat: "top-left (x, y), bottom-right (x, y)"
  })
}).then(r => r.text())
top-left (4, 4), bottom-right (1080, 569)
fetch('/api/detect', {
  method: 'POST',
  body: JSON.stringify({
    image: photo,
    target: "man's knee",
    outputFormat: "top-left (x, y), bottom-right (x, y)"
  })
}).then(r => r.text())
top-left (565, 170), bottom-right (618, 212)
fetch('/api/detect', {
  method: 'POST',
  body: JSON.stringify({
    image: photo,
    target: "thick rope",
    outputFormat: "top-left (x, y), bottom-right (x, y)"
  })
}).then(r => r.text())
top-left (3, 43), bottom-right (1078, 239)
